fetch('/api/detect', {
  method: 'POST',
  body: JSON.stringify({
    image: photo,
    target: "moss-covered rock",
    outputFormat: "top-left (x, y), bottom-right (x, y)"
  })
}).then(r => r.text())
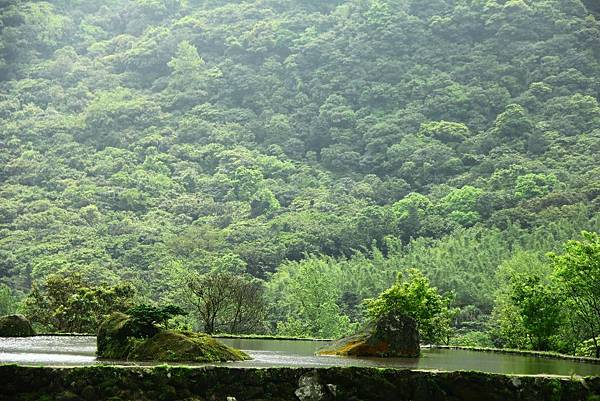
top-left (129, 330), bottom-right (250, 362)
top-left (319, 313), bottom-right (419, 358)
top-left (0, 314), bottom-right (35, 337)
top-left (97, 313), bottom-right (249, 362)
top-left (97, 312), bottom-right (138, 359)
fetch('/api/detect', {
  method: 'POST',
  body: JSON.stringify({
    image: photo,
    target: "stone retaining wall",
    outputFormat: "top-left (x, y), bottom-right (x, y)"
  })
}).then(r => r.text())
top-left (0, 365), bottom-right (599, 401)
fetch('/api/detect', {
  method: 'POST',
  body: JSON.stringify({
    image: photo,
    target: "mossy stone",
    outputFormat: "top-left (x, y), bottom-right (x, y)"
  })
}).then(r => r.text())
top-left (96, 312), bottom-right (137, 359)
top-left (129, 330), bottom-right (250, 363)
top-left (97, 313), bottom-right (249, 363)
top-left (80, 385), bottom-right (96, 401)
top-left (55, 391), bottom-right (80, 401)
top-left (320, 313), bottom-right (420, 358)
top-left (0, 314), bottom-right (35, 337)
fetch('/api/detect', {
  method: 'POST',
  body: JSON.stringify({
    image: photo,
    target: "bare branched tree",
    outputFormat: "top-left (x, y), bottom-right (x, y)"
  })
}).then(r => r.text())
top-left (186, 272), bottom-right (266, 334)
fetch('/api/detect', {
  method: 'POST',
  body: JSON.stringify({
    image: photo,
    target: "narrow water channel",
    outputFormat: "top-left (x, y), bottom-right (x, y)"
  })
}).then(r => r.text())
top-left (1, 336), bottom-right (599, 377)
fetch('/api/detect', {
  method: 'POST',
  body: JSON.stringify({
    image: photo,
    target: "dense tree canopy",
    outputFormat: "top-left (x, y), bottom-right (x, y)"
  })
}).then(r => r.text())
top-left (0, 0), bottom-right (599, 350)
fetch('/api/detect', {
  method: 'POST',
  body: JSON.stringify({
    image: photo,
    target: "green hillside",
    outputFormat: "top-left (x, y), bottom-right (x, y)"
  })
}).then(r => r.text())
top-left (1, 0), bottom-right (599, 353)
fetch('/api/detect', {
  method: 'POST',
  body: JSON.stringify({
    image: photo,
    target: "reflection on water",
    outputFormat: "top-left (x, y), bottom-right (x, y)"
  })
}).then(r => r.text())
top-left (0, 336), bottom-right (96, 365)
top-left (0, 336), bottom-right (96, 356)
top-left (1, 336), bottom-right (599, 377)
top-left (0, 352), bottom-right (96, 364)
top-left (220, 338), bottom-right (329, 355)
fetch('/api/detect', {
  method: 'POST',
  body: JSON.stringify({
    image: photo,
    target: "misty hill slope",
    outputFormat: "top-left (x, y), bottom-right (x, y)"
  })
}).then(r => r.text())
top-left (0, 0), bottom-right (598, 301)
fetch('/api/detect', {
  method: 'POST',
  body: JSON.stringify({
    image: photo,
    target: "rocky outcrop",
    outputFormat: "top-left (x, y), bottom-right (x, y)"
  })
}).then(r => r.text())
top-left (129, 330), bottom-right (250, 362)
top-left (0, 365), bottom-right (599, 401)
top-left (319, 313), bottom-right (420, 357)
top-left (96, 312), bottom-right (137, 359)
top-left (96, 312), bottom-right (249, 362)
top-left (0, 314), bottom-right (35, 337)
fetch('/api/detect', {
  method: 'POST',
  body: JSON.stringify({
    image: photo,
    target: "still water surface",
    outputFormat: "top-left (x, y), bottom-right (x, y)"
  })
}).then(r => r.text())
top-left (1, 336), bottom-right (599, 377)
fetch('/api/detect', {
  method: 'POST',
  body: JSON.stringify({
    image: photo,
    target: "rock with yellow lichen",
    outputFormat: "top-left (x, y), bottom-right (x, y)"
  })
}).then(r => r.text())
top-left (319, 312), bottom-right (419, 358)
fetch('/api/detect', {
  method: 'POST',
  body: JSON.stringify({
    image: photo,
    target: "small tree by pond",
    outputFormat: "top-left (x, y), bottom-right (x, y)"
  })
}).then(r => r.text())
top-left (186, 272), bottom-right (266, 335)
top-left (125, 304), bottom-right (187, 338)
top-left (23, 274), bottom-right (135, 333)
top-left (508, 273), bottom-right (562, 351)
top-left (364, 268), bottom-right (455, 344)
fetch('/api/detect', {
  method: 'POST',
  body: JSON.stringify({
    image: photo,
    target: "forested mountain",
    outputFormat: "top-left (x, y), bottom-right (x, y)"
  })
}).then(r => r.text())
top-left (0, 0), bottom-right (599, 350)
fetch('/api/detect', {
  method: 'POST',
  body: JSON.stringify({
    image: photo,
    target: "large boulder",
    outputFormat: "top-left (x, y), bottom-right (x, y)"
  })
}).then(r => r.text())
top-left (319, 313), bottom-right (420, 358)
top-left (0, 314), bottom-right (35, 337)
top-left (97, 312), bottom-right (249, 362)
top-left (129, 330), bottom-right (250, 362)
top-left (96, 312), bottom-right (138, 359)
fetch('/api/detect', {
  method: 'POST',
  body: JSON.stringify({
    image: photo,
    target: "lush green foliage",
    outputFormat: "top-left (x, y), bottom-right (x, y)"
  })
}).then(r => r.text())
top-left (492, 233), bottom-right (600, 357)
top-left (0, 0), bottom-right (599, 351)
top-left (365, 269), bottom-right (454, 344)
top-left (551, 232), bottom-right (600, 358)
top-left (268, 257), bottom-right (356, 338)
top-left (23, 274), bottom-right (135, 333)
top-left (0, 284), bottom-right (19, 315)
top-left (126, 304), bottom-right (186, 337)
top-left (449, 331), bottom-right (494, 348)
top-left (507, 273), bottom-right (562, 351)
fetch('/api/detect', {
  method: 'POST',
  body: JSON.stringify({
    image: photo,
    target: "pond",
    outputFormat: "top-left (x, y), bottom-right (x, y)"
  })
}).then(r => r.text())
top-left (1, 336), bottom-right (599, 377)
